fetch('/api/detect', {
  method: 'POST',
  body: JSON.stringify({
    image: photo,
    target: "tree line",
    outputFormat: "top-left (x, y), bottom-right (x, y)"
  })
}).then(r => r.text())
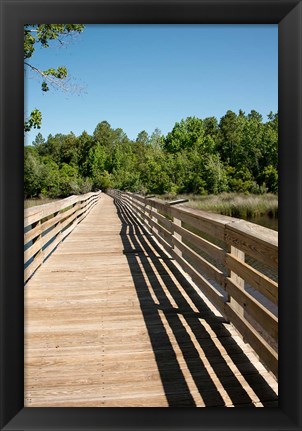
top-left (24, 109), bottom-right (278, 199)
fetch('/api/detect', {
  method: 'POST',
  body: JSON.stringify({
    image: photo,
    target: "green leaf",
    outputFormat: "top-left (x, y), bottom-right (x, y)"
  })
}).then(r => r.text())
top-left (41, 81), bottom-right (49, 92)
top-left (24, 109), bottom-right (42, 132)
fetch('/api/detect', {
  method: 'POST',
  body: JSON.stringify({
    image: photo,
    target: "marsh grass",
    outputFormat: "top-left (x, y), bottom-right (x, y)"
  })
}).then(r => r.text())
top-left (160, 192), bottom-right (278, 220)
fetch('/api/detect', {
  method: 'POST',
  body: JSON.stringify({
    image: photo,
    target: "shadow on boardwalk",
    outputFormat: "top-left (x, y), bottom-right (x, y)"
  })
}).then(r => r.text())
top-left (114, 198), bottom-right (278, 407)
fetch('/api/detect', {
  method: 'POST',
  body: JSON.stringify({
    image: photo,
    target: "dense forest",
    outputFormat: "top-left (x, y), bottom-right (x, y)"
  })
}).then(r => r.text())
top-left (24, 109), bottom-right (278, 199)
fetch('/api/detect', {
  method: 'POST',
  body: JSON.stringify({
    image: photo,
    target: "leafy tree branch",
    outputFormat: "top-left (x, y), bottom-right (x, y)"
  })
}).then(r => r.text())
top-left (24, 24), bottom-right (85, 131)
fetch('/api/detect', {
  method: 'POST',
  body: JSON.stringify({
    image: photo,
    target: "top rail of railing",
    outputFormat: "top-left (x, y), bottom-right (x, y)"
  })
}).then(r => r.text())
top-left (108, 189), bottom-right (278, 378)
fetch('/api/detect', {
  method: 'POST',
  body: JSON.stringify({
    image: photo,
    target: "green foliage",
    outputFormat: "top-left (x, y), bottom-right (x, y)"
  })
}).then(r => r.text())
top-left (217, 110), bottom-right (244, 166)
top-left (136, 130), bottom-right (149, 145)
top-left (149, 128), bottom-right (163, 149)
top-left (226, 166), bottom-right (257, 193)
top-left (32, 133), bottom-right (45, 148)
top-left (40, 159), bottom-right (61, 198)
top-left (87, 144), bottom-right (107, 178)
top-left (163, 117), bottom-right (205, 153)
top-left (40, 67), bottom-right (68, 92)
top-left (24, 109), bottom-right (278, 201)
top-left (24, 24), bottom-right (84, 59)
top-left (24, 147), bottom-right (43, 197)
top-left (93, 121), bottom-right (114, 146)
top-left (24, 24), bottom-right (84, 131)
top-left (97, 171), bottom-right (112, 191)
top-left (24, 109), bottom-right (42, 132)
top-left (260, 165), bottom-right (278, 193)
top-left (204, 154), bottom-right (228, 194)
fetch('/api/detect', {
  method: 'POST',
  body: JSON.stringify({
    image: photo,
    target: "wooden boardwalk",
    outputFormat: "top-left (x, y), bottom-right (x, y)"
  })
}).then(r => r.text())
top-left (24, 194), bottom-right (277, 407)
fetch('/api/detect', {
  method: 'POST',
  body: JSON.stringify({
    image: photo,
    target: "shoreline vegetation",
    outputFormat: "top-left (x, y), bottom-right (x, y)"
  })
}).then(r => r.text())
top-left (24, 109), bottom-right (278, 230)
top-left (159, 192), bottom-right (278, 219)
top-left (158, 192), bottom-right (278, 231)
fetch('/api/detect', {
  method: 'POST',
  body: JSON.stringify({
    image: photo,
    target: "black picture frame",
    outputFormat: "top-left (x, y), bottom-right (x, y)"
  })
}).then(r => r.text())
top-left (1, 1), bottom-right (301, 430)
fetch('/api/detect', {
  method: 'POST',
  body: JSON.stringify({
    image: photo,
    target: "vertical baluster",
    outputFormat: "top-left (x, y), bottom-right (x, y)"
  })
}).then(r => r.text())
top-left (31, 219), bottom-right (43, 263)
top-left (173, 213), bottom-right (182, 259)
top-left (227, 244), bottom-right (245, 318)
top-left (170, 201), bottom-right (188, 258)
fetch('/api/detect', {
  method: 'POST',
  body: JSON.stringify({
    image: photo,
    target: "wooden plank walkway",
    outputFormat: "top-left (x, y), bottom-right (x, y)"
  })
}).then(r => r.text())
top-left (24, 194), bottom-right (278, 407)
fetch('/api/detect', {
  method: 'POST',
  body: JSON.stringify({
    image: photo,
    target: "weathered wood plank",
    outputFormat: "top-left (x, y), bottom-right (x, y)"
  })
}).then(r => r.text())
top-left (24, 208), bottom-right (78, 263)
top-left (25, 193), bottom-right (277, 407)
top-left (225, 220), bottom-right (278, 269)
top-left (24, 195), bottom-right (78, 227)
top-left (117, 191), bottom-right (279, 377)
top-left (170, 205), bottom-right (230, 241)
top-left (24, 192), bottom-right (101, 283)
top-left (173, 222), bottom-right (226, 265)
top-left (223, 302), bottom-right (278, 378)
top-left (225, 278), bottom-right (278, 342)
top-left (171, 235), bottom-right (225, 287)
top-left (169, 248), bottom-right (226, 308)
top-left (225, 253), bottom-right (278, 304)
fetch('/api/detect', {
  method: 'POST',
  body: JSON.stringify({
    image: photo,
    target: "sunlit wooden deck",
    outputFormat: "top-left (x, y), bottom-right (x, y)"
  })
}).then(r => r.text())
top-left (24, 193), bottom-right (277, 407)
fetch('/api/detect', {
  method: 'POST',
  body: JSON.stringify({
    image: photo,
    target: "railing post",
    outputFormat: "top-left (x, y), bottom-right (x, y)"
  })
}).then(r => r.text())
top-left (139, 195), bottom-right (145, 225)
top-left (53, 209), bottom-right (61, 243)
top-left (227, 243), bottom-right (245, 318)
top-left (143, 197), bottom-right (152, 232)
top-left (73, 199), bottom-right (80, 223)
top-left (151, 202), bottom-right (159, 237)
top-left (173, 214), bottom-right (182, 258)
top-left (143, 195), bottom-right (152, 227)
top-left (170, 200), bottom-right (188, 259)
top-left (122, 191), bottom-right (127, 206)
top-left (31, 219), bottom-right (43, 262)
top-left (130, 193), bottom-right (133, 210)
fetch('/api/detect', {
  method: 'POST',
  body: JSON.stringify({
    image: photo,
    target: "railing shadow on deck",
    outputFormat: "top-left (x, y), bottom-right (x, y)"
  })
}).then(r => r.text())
top-left (114, 198), bottom-right (277, 407)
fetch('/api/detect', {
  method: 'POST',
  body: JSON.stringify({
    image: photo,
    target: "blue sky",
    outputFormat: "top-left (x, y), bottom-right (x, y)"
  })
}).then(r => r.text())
top-left (24, 24), bottom-right (278, 145)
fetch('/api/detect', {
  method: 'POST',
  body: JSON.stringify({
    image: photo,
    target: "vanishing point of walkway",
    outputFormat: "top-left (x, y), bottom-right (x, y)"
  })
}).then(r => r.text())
top-left (24, 194), bottom-right (278, 407)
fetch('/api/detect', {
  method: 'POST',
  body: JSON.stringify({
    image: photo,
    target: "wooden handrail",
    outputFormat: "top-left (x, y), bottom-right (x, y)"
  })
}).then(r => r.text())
top-left (24, 191), bottom-right (102, 284)
top-left (108, 189), bottom-right (278, 378)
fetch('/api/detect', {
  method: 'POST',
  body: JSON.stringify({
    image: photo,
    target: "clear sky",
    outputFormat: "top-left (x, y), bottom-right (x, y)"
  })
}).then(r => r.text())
top-left (24, 24), bottom-right (278, 145)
